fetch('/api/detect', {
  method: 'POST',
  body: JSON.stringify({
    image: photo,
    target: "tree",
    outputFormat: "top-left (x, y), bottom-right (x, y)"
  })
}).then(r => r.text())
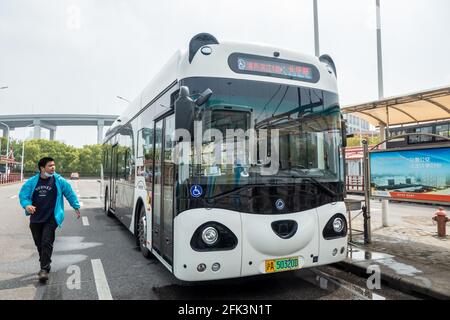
top-left (79, 144), bottom-right (103, 176)
top-left (9, 139), bottom-right (103, 178)
top-left (347, 135), bottom-right (381, 147)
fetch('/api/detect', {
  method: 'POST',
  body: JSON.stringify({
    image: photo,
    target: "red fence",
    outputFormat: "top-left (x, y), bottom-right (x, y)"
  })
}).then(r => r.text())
top-left (0, 173), bottom-right (20, 185)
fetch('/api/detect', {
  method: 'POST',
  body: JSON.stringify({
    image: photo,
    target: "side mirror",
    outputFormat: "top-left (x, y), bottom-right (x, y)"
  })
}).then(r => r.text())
top-left (179, 86), bottom-right (191, 99)
top-left (175, 86), bottom-right (195, 132)
top-left (194, 88), bottom-right (213, 106)
top-left (341, 118), bottom-right (348, 148)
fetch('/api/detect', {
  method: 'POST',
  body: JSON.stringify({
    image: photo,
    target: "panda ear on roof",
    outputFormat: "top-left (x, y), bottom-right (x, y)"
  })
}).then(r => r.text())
top-left (189, 33), bottom-right (219, 64)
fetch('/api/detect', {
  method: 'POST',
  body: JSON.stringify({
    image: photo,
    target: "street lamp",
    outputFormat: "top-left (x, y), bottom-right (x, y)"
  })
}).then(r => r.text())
top-left (20, 124), bottom-right (34, 181)
top-left (313, 0), bottom-right (320, 57)
top-left (116, 96), bottom-right (131, 103)
top-left (0, 121), bottom-right (11, 176)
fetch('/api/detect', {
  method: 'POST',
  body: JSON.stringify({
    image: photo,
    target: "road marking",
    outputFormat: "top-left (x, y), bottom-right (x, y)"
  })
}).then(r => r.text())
top-left (10, 195), bottom-right (17, 199)
top-left (91, 259), bottom-right (113, 300)
top-left (82, 216), bottom-right (89, 226)
top-left (311, 269), bottom-right (385, 300)
top-left (371, 292), bottom-right (386, 300)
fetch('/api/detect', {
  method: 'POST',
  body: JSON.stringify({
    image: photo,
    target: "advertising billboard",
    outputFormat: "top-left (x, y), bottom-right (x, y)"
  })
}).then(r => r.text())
top-left (370, 146), bottom-right (450, 204)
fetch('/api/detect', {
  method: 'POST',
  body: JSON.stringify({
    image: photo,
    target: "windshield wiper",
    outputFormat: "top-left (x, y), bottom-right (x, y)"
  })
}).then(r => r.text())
top-left (254, 100), bottom-right (323, 130)
top-left (275, 170), bottom-right (337, 197)
top-left (204, 181), bottom-right (292, 204)
top-left (200, 176), bottom-right (337, 207)
top-left (299, 176), bottom-right (337, 197)
top-left (203, 183), bottom-right (264, 204)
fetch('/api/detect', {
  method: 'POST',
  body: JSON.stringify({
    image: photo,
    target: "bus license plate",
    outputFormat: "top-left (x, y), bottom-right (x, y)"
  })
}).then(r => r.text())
top-left (265, 257), bottom-right (299, 273)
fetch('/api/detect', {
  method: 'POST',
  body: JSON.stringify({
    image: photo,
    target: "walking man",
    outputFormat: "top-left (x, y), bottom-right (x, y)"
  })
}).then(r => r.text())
top-left (19, 157), bottom-right (81, 283)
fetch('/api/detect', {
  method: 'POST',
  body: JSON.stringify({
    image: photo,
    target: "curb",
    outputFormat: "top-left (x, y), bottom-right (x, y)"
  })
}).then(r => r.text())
top-left (0, 181), bottom-right (21, 187)
top-left (335, 260), bottom-right (450, 300)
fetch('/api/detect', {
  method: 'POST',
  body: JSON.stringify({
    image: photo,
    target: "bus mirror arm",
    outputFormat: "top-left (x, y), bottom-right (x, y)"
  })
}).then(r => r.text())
top-left (194, 88), bottom-right (213, 106)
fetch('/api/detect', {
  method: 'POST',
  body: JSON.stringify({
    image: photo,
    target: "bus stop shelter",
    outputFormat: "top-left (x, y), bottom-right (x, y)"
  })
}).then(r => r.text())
top-left (341, 85), bottom-right (450, 241)
top-left (342, 85), bottom-right (450, 128)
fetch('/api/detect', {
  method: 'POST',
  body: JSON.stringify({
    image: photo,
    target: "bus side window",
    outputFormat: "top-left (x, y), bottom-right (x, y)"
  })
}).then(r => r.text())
top-left (140, 128), bottom-right (154, 188)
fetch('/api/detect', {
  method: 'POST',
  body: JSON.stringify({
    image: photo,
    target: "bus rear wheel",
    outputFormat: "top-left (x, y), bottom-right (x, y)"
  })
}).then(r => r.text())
top-left (137, 205), bottom-right (152, 259)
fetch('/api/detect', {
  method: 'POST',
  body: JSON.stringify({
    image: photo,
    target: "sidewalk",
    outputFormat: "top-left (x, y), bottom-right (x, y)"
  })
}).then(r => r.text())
top-left (339, 200), bottom-right (450, 299)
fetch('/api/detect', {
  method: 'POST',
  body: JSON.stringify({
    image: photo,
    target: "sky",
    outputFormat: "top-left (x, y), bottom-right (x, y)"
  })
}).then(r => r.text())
top-left (0, 0), bottom-right (449, 147)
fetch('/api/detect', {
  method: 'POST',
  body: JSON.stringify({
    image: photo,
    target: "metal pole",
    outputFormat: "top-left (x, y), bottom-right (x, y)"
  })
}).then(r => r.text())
top-left (313, 0), bottom-right (320, 57)
top-left (376, 0), bottom-right (384, 99)
top-left (20, 139), bottom-right (25, 182)
top-left (376, 0), bottom-right (390, 228)
top-left (20, 124), bottom-right (33, 182)
top-left (0, 121), bottom-right (10, 177)
top-left (116, 96), bottom-right (131, 103)
top-left (362, 139), bottom-right (371, 243)
top-left (359, 117), bottom-right (362, 147)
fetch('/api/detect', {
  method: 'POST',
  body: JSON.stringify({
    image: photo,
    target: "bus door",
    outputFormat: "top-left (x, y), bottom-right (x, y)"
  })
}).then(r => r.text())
top-left (110, 144), bottom-right (118, 212)
top-left (152, 114), bottom-right (175, 264)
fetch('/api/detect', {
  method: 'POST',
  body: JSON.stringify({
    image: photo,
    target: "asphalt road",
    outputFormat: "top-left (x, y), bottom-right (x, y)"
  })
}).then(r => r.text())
top-left (0, 179), bottom-right (416, 300)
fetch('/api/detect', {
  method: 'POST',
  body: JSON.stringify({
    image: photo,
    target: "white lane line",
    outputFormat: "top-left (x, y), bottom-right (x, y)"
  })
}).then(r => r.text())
top-left (371, 292), bottom-right (386, 300)
top-left (91, 259), bottom-right (113, 300)
top-left (10, 195), bottom-right (17, 199)
top-left (82, 216), bottom-right (89, 226)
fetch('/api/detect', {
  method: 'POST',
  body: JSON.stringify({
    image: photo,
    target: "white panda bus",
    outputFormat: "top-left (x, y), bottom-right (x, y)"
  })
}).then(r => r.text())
top-left (102, 33), bottom-right (348, 281)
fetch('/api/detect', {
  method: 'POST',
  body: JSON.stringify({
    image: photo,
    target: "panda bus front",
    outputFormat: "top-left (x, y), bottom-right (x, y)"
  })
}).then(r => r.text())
top-left (102, 33), bottom-right (348, 282)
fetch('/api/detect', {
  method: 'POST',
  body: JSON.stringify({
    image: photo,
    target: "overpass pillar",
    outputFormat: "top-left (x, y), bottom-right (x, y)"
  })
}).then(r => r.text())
top-left (97, 120), bottom-right (104, 144)
top-left (33, 119), bottom-right (41, 139)
top-left (49, 129), bottom-right (56, 141)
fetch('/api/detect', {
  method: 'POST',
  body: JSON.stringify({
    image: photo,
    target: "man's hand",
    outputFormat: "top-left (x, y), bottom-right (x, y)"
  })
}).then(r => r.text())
top-left (74, 209), bottom-right (81, 219)
top-left (25, 205), bottom-right (36, 214)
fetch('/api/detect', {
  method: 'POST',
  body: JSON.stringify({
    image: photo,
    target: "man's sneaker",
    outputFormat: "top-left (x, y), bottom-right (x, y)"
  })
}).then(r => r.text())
top-left (38, 269), bottom-right (49, 283)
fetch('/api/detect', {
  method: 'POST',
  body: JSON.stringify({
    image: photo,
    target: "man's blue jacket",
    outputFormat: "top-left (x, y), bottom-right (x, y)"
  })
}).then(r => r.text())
top-left (19, 173), bottom-right (80, 227)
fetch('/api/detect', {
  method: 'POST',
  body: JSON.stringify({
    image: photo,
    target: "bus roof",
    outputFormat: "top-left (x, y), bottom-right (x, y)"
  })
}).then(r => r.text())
top-left (106, 36), bottom-right (339, 137)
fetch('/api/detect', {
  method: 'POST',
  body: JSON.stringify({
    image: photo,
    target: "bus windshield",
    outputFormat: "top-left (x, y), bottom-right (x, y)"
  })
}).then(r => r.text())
top-left (177, 77), bottom-right (343, 198)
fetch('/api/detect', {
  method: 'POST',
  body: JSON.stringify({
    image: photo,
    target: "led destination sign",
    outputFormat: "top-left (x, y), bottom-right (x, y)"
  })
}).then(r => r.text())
top-left (228, 53), bottom-right (320, 83)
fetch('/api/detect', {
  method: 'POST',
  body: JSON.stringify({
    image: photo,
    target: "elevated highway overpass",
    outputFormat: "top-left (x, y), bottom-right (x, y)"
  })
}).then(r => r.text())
top-left (0, 114), bottom-right (118, 144)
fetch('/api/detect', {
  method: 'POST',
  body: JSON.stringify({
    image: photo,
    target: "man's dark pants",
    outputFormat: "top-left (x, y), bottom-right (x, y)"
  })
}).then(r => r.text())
top-left (29, 218), bottom-right (58, 272)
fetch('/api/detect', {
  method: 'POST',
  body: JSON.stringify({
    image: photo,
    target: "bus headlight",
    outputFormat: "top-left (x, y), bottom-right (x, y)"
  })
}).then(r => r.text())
top-left (333, 217), bottom-right (344, 233)
top-left (201, 227), bottom-right (219, 245)
top-left (322, 214), bottom-right (347, 240)
top-left (190, 222), bottom-right (238, 252)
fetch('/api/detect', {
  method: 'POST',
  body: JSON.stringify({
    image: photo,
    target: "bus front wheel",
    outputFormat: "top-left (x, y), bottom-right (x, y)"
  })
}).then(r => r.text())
top-left (137, 205), bottom-right (152, 259)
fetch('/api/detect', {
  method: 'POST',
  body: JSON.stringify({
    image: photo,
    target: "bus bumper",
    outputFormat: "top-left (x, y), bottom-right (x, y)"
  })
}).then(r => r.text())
top-left (173, 203), bottom-right (347, 281)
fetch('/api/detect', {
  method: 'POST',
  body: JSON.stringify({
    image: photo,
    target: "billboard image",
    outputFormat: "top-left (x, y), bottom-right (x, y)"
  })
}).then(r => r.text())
top-left (370, 146), bottom-right (450, 204)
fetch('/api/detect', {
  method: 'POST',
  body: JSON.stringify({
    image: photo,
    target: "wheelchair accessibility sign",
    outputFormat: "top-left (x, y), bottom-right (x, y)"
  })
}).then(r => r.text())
top-left (190, 185), bottom-right (203, 198)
